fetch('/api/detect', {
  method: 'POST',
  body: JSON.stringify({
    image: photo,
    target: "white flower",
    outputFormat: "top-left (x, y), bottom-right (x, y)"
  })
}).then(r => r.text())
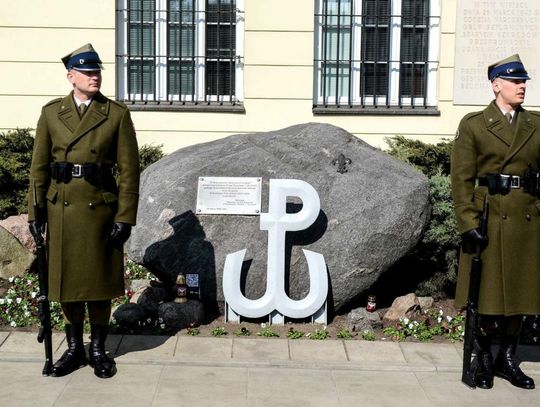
top-left (7, 298), bottom-right (12, 304)
top-left (160, 324), bottom-right (165, 329)
top-left (408, 323), bottom-right (414, 329)
top-left (260, 323), bottom-right (266, 328)
top-left (437, 317), bottom-right (443, 323)
top-left (446, 315), bottom-right (452, 322)
top-left (439, 309), bottom-right (444, 315)
top-left (403, 318), bottom-right (409, 325)
top-left (16, 298), bottom-right (22, 304)
top-left (31, 292), bottom-right (37, 299)
top-left (8, 277), bottom-right (14, 283)
top-left (458, 326), bottom-right (463, 331)
top-left (414, 321), bottom-right (419, 326)
top-left (0, 299), bottom-right (4, 305)
top-left (10, 321), bottom-right (17, 327)
top-left (24, 311), bottom-right (31, 317)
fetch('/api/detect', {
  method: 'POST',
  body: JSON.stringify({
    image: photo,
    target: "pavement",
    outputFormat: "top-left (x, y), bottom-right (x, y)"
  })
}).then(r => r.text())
top-left (0, 331), bottom-right (539, 407)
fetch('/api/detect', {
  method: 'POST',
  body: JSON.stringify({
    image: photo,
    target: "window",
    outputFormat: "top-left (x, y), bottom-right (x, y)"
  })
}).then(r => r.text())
top-left (116, 0), bottom-right (244, 110)
top-left (313, 0), bottom-right (440, 114)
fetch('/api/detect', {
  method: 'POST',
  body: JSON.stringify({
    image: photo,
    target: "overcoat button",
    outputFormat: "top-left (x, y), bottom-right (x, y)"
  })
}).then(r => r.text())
top-left (526, 214), bottom-right (532, 221)
top-left (64, 201), bottom-right (69, 207)
top-left (88, 203), bottom-right (95, 209)
top-left (502, 215), bottom-right (507, 220)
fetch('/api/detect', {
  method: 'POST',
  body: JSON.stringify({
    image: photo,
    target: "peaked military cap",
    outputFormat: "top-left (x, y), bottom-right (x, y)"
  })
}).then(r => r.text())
top-left (488, 54), bottom-right (530, 81)
top-left (62, 43), bottom-right (104, 71)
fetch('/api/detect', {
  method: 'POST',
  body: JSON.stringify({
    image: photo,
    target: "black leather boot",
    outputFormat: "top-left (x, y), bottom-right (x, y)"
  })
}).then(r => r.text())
top-left (88, 324), bottom-right (116, 378)
top-left (51, 323), bottom-right (87, 377)
top-left (494, 335), bottom-right (535, 389)
top-left (474, 335), bottom-right (494, 389)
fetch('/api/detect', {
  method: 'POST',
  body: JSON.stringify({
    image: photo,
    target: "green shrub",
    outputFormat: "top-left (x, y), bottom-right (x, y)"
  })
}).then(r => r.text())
top-left (0, 129), bottom-right (34, 220)
top-left (386, 136), bottom-right (460, 298)
top-left (139, 144), bottom-right (165, 173)
top-left (386, 135), bottom-right (452, 177)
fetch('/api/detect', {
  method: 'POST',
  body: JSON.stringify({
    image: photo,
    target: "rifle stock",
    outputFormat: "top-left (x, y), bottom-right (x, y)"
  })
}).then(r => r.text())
top-left (32, 180), bottom-right (53, 376)
top-left (461, 196), bottom-right (489, 388)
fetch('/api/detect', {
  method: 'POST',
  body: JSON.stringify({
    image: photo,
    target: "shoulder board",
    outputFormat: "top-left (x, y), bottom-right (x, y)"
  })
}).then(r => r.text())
top-left (463, 111), bottom-right (483, 121)
top-left (528, 110), bottom-right (540, 118)
top-left (109, 99), bottom-right (128, 110)
top-left (43, 98), bottom-right (62, 108)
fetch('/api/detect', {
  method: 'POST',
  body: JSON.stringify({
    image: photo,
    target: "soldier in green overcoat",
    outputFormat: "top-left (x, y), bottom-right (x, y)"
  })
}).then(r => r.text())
top-left (452, 54), bottom-right (538, 390)
top-left (28, 44), bottom-right (139, 378)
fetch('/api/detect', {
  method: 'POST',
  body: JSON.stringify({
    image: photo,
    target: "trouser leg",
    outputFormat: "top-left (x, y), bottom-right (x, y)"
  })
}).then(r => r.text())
top-left (52, 302), bottom-right (87, 377)
top-left (494, 316), bottom-right (535, 389)
top-left (87, 300), bottom-right (116, 378)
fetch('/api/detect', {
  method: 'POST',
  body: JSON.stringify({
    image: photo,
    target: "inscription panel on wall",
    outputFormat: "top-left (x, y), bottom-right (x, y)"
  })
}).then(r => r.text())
top-left (454, 0), bottom-right (540, 105)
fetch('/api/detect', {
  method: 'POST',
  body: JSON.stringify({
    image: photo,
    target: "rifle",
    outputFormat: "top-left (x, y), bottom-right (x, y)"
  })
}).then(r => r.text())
top-left (32, 181), bottom-right (53, 376)
top-left (461, 196), bottom-right (489, 388)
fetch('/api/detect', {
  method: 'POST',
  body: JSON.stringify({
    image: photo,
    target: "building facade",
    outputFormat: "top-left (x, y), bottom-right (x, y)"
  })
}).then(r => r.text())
top-left (1, 0), bottom-right (538, 153)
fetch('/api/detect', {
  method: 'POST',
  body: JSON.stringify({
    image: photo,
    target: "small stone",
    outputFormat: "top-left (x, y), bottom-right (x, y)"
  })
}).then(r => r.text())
top-left (417, 296), bottom-right (434, 311)
top-left (382, 293), bottom-right (420, 326)
top-left (159, 300), bottom-right (205, 331)
top-left (347, 307), bottom-right (382, 332)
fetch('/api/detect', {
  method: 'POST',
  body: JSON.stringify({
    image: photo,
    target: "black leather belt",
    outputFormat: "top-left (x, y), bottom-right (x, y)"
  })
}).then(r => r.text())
top-left (477, 174), bottom-right (522, 189)
top-left (50, 162), bottom-right (113, 185)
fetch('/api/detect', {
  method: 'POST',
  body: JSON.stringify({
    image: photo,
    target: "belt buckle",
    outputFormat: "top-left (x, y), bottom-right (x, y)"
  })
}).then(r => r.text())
top-left (72, 164), bottom-right (82, 178)
top-left (510, 175), bottom-right (521, 188)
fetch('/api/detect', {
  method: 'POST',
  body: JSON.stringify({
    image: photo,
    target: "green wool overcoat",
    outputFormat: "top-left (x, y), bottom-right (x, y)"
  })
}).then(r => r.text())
top-left (28, 91), bottom-right (140, 302)
top-left (452, 100), bottom-right (540, 316)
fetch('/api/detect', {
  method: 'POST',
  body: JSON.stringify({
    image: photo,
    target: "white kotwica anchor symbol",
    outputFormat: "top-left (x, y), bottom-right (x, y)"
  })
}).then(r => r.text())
top-left (223, 179), bottom-right (328, 319)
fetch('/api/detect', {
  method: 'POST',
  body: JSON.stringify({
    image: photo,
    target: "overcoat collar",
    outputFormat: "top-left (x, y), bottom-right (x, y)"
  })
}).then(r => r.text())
top-left (57, 91), bottom-right (110, 145)
top-left (483, 101), bottom-right (536, 165)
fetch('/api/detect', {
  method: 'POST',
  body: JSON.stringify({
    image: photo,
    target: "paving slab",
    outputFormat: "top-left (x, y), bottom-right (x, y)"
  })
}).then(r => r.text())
top-left (115, 335), bottom-right (177, 361)
top-left (53, 364), bottom-right (163, 407)
top-left (414, 370), bottom-right (524, 406)
top-left (400, 342), bottom-right (462, 366)
top-left (0, 331), bottom-right (65, 354)
top-left (232, 338), bottom-right (289, 362)
top-left (175, 336), bottom-right (233, 361)
top-left (332, 369), bottom-right (434, 407)
top-left (0, 361), bottom-right (70, 406)
top-left (0, 331), bottom-right (10, 346)
top-left (288, 338), bottom-right (348, 363)
top-left (247, 367), bottom-right (339, 407)
top-left (345, 340), bottom-right (407, 364)
top-left (152, 365), bottom-right (248, 407)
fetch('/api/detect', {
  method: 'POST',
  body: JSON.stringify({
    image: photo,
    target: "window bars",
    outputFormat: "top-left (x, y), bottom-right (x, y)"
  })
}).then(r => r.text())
top-left (117, 0), bottom-right (238, 106)
top-left (314, 0), bottom-right (439, 111)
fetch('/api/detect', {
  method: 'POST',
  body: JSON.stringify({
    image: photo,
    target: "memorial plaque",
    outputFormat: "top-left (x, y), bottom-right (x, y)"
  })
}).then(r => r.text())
top-left (196, 177), bottom-right (262, 215)
top-left (454, 0), bottom-right (540, 105)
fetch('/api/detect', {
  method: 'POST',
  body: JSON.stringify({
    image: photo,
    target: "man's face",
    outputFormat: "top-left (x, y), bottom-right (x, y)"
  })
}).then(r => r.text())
top-left (492, 77), bottom-right (527, 108)
top-left (67, 69), bottom-right (102, 98)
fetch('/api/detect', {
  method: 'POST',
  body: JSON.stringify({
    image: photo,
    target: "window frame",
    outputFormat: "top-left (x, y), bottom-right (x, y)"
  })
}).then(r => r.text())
top-left (116, 0), bottom-right (245, 112)
top-left (313, 0), bottom-right (440, 115)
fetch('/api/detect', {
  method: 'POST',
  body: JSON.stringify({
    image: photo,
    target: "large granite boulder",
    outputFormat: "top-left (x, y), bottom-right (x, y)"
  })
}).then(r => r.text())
top-left (0, 214), bottom-right (35, 252)
top-left (128, 123), bottom-right (430, 314)
top-left (0, 225), bottom-right (34, 279)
